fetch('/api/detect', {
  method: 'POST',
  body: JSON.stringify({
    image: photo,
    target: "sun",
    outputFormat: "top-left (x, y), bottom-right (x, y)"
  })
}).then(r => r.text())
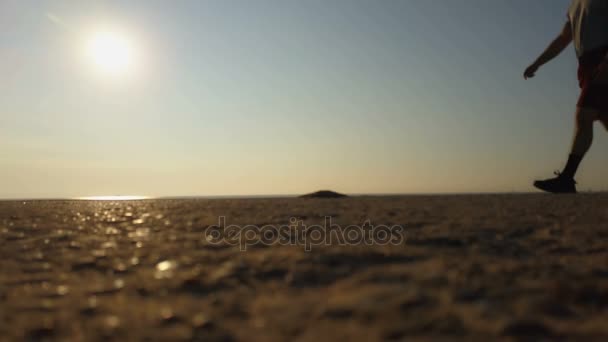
top-left (85, 30), bottom-right (137, 76)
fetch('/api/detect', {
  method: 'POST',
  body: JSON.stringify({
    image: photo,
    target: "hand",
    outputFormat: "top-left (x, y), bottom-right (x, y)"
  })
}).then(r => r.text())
top-left (524, 63), bottom-right (539, 79)
top-left (592, 60), bottom-right (608, 84)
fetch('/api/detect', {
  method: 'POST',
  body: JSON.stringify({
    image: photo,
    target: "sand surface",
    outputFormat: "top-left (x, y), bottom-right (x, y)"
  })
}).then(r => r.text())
top-left (2, 194), bottom-right (608, 341)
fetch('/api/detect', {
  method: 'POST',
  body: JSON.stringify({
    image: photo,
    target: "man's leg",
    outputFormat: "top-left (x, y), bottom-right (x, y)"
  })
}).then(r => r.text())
top-left (534, 107), bottom-right (599, 193)
top-left (597, 113), bottom-right (608, 132)
top-left (564, 107), bottom-right (598, 177)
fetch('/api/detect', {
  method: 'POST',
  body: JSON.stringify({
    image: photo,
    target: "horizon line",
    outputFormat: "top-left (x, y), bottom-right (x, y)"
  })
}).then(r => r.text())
top-left (2, 190), bottom-right (606, 201)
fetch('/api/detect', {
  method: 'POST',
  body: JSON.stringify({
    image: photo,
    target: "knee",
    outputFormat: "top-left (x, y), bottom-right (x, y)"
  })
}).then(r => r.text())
top-left (576, 108), bottom-right (597, 128)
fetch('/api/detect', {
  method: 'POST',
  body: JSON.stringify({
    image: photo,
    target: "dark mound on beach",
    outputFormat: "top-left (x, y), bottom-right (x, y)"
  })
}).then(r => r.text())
top-left (300, 190), bottom-right (348, 198)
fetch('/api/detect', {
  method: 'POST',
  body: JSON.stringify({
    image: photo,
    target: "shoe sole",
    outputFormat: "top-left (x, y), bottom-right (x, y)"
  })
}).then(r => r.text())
top-left (533, 181), bottom-right (577, 194)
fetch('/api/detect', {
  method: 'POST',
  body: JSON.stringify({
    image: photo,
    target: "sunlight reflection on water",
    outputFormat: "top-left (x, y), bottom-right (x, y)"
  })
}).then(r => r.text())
top-left (76, 196), bottom-right (150, 201)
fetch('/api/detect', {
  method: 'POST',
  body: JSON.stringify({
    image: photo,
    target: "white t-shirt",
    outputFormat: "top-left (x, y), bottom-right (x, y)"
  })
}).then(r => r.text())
top-left (568, 0), bottom-right (608, 57)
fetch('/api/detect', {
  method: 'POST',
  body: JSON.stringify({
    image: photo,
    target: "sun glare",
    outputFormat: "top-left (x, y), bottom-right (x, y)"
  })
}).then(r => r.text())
top-left (85, 30), bottom-right (137, 76)
top-left (77, 196), bottom-right (149, 201)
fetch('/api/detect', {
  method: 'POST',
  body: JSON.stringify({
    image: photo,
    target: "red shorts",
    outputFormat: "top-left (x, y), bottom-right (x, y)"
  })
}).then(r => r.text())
top-left (577, 47), bottom-right (608, 112)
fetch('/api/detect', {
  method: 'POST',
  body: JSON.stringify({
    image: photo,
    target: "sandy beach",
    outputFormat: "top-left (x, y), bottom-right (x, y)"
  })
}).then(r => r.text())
top-left (2, 194), bottom-right (608, 341)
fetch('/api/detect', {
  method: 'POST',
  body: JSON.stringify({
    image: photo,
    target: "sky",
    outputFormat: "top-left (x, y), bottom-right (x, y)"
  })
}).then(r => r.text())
top-left (2, 0), bottom-right (607, 198)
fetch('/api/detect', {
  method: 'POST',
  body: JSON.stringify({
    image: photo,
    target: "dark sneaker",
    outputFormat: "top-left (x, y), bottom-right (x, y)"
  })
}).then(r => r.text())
top-left (534, 172), bottom-right (577, 194)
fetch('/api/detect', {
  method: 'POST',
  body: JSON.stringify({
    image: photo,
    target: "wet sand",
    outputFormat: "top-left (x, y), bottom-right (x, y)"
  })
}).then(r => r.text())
top-left (2, 194), bottom-right (608, 341)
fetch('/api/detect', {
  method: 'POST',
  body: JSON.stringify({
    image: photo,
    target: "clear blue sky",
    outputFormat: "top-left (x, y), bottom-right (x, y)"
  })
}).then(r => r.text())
top-left (2, 0), bottom-right (607, 198)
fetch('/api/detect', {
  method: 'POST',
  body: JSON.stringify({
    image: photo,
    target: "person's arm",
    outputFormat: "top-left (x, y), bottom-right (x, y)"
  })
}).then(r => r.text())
top-left (524, 22), bottom-right (573, 79)
top-left (593, 57), bottom-right (608, 83)
top-left (591, 49), bottom-right (608, 83)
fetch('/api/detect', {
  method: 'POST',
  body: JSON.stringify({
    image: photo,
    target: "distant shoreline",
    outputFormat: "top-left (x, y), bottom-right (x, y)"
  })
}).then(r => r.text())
top-left (2, 191), bottom-right (608, 202)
